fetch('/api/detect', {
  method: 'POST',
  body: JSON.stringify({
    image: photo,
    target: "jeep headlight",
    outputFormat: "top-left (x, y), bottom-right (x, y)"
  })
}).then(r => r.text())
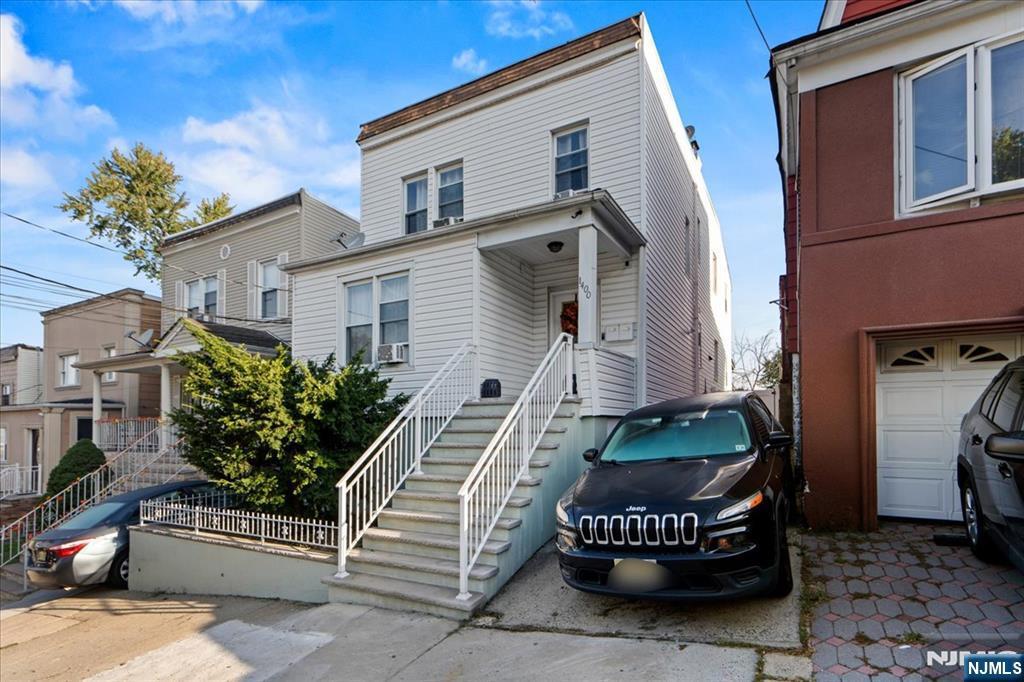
top-left (556, 496), bottom-right (570, 526)
top-left (555, 495), bottom-right (578, 550)
top-left (716, 490), bottom-right (765, 521)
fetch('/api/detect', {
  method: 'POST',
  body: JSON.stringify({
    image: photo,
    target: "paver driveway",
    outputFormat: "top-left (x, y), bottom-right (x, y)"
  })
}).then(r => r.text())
top-left (805, 522), bottom-right (1024, 681)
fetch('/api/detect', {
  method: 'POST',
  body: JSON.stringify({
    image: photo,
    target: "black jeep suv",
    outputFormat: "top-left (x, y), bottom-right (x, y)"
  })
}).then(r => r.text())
top-left (555, 391), bottom-right (794, 599)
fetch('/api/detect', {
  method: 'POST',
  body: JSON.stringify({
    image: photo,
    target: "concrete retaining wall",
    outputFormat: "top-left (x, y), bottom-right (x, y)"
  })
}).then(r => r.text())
top-left (129, 526), bottom-right (333, 603)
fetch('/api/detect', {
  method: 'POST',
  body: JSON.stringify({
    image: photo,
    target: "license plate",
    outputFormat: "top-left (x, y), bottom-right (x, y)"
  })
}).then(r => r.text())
top-left (608, 558), bottom-right (672, 592)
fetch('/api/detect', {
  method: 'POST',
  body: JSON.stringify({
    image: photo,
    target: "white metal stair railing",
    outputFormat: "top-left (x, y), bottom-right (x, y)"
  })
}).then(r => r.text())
top-left (0, 465), bottom-right (41, 500)
top-left (0, 426), bottom-right (181, 566)
top-left (457, 333), bottom-right (573, 599)
top-left (95, 417), bottom-right (163, 453)
top-left (336, 341), bottom-right (477, 577)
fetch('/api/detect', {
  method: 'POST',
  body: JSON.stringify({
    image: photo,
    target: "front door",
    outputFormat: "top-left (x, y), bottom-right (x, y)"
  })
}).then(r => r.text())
top-left (549, 289), bottom-right (578, 345)
top-left (28, 428), bottom-right (40, 469)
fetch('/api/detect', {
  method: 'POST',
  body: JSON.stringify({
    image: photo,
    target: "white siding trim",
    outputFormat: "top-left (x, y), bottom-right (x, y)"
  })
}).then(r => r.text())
top-left (246, 261), bottom-right (257, 319)
top-left (216, 269), bottom-right (226, 322)
top-left (277, 252), bottom-right (290, 318)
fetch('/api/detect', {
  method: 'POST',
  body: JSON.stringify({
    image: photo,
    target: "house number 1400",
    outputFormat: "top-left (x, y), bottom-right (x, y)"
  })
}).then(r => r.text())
top-left (578, 277), bottom-right (592, 300)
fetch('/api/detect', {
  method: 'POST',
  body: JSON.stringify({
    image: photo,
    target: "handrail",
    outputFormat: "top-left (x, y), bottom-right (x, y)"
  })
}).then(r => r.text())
top-left (456, 333), bottom-right (573, 599)
top-left (0, 464), bottom-right (41, 500)
top-left (335, 341), bottom-right (477, 577)
top-left (0, 424), bottom-right (176, 566)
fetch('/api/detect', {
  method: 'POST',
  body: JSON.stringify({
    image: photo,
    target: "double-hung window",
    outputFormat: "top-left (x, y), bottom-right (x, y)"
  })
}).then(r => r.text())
top-left (404, 176), bottom-right (428, 234)
top-left (187, 276), bottom-right (218, 319)
top-left (554, 126), bottom-right (589, 194)
top-left (102, 346), bottom-right (117, 383)
top-left (344, 273), bottom-right (411, 364)
top-left (345, 282), bottom-right (373, 363)
top-left (59, 353), bottom-right (79, 387)
top-left (379, 275), bottom-right (409, 346)
top-left (259, 259), bottom-right (281, 320)
top-left (437, 166), bottom-right (464, 221)
top-left (900, 32), bottom-right (1024, 211)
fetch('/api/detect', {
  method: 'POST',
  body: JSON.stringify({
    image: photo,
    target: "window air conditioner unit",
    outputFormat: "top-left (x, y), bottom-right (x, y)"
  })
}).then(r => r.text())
top-left (554, 188), bottom-right (585, 200)
top-left (433, 216), bottom-right (463, 228)
top-left (377, 343), bottom-right (408, 364)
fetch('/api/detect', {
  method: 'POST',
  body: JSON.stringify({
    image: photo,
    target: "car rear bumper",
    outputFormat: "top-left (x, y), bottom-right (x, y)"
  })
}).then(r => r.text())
top-left (26, 551), bottom-right (115, 589)
top-left (556, 544), bottom-right (777, 600)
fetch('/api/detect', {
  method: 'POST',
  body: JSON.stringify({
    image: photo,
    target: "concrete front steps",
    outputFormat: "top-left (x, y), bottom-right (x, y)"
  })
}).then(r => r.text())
top-left (324, 396), bottom-right (586, 620)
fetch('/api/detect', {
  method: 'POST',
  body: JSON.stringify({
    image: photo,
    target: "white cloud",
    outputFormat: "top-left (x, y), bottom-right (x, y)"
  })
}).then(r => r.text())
top-left (0, 14), bottom-right (114, 137)
top-left (452, 48), bottom-right (489, 76)
top-left (113, 0), bottom-right (263, 24)
top-left (0, 147), bottom-right (56, 192)
top-left (486, 1), bottom-right (572, 40)
top-left (177, 101), bottom-right (360, 209)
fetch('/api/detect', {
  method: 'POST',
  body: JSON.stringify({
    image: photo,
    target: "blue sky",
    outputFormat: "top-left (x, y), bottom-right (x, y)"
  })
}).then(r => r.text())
top-left (0, 0), bottom-right (819, 348)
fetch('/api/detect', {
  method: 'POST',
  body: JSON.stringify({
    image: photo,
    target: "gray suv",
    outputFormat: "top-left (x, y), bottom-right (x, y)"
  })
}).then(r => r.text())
top-left (957, 357), bottom-right (1024, 571)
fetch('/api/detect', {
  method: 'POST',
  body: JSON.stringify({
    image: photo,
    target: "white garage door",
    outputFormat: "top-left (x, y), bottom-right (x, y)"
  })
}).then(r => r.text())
top-left (876, 334), bottom-right (1023, 520)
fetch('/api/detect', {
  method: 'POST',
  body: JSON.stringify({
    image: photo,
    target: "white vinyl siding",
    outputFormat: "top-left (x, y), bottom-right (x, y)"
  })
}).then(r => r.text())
top-left (358, 44), bottom-right (642, 245)
top-left (300, 193), bottom-right (360, 260)
top-left (290, 234), bottom-right (476, 396)
top-left (478, 251), bottom-right (537, 396)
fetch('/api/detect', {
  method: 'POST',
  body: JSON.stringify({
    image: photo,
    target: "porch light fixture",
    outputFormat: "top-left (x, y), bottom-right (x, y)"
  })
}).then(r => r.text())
top-left (547, 241), bottom-right (564, 254)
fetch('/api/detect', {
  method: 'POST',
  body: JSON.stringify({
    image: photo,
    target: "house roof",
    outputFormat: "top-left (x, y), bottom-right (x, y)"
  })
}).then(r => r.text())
top-left (0, 344), bottom-right (43, 362)
top-left (196, 321), bottom-right (286, 349)
top-left (777, 0), bottom-right (926, 52)
top-left (356, 14), bottom-right (642, 143)
top-left (162, 190), bottom-right (303, 247)
top-left (41, 288), bottom-right (157, 318)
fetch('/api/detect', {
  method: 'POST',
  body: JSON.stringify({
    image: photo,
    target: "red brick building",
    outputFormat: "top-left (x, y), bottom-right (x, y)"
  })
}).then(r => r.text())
top-left (771, 0), bottom-right (1024, 529)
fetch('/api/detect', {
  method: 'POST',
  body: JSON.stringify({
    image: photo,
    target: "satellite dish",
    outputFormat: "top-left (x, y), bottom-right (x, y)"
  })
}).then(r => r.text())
top-left (685, 125), bottom-right (696, 140)
top-left (341, 232), bottom-right (366, 249)
top-left (125, 329), bottom-right (154, 348)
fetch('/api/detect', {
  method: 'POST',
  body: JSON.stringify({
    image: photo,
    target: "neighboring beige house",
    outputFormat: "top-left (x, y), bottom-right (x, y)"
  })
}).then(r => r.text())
top-left (0, 344), bottom-right (43, 470)
top-left (0, 290), bottom-right (161, 492)
top-left (78, 188), bottom-right (359, 451)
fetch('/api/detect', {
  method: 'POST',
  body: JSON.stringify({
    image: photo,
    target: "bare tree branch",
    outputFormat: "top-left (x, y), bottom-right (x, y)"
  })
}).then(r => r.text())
top-left (731, 331), bottom-right (781, 391)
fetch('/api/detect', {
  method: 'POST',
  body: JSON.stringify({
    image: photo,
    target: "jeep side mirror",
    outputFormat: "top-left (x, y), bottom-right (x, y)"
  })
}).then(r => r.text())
top-left (985, 432), bottom-right (1024, 462)
top-left (582, 448), bottom-right (599, 462)
top-left (767, 431), bottom-right (793, 449)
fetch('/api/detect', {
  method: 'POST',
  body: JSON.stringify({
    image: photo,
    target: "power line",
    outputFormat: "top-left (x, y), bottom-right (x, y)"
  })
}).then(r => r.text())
top-left (0, 265), bottom-right (288, 326)
top-left (744, 0), bottom-right (772, 53)
top-left (1, 211), bottom-right (293, 294)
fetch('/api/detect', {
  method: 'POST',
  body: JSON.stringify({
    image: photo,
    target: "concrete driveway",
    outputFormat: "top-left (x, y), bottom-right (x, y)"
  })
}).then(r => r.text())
top-left (478, 540), bottom-right (803, 649)
top-left (0, 578), bottom-right (809, 681)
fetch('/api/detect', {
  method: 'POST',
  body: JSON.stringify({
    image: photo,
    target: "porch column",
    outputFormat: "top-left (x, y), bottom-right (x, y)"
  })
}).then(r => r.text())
top-left (577, 225), bottom-right (599, 347)
top-left (159, 363), bottom-right (172, 449)
top-left (91, 371), bottom-right (103, 424)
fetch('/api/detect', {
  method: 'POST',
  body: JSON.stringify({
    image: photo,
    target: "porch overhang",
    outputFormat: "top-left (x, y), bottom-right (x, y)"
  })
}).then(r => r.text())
top-left (281, 190), bottom-right (645, 274)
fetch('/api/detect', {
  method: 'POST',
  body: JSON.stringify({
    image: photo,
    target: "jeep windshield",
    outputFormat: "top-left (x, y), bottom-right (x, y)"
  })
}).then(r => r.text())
top-left (599, 409), bottom-right (753, 463)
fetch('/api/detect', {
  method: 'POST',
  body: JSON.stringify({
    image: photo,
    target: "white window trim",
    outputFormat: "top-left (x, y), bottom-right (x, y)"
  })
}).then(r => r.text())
top-left (551, 123), bottom-right (590, 196)
top-left (897, 30), bottom-right (1024, 214)
top-left (102, 345), bottom-right (117, 383)
top-left (339, 269), bottom-right (414, 368)
top-left (185, 275), bottom-right (219, 319)
top-left (436, 162), bottom-right (464, 222)
top-left (403, 175), bottom-right (428, 235)
top-left (58, 352), bottom-right (80, 387)
top-left (257, 257), bottom-right (286, 321)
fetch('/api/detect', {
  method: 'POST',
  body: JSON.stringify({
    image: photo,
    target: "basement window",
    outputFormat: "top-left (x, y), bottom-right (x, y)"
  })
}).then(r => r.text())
top-left (898, 32), bottom-right (1024, 212)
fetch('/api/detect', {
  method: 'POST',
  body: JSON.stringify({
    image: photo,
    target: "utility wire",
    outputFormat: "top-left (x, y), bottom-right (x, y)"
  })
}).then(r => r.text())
top-left (744, 0), bottom-right (772, 54)
top-left (0, 265), bottom-right (289, 326)
top-left (1, 211), bottom-right (293, 293)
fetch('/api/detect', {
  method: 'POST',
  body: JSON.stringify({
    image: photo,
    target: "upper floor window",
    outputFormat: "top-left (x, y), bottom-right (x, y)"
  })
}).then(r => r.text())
top-left (900, 32), bottom-right (1024, 211)
top-left (59, 353), bottom-right (79, 387)
top-left (379, 274), bottom-right (409, 347)
top-left (102, 346), bottom-right (117, 383)
top-left (437, 165), bottom-right (464, 221)
top-left (554, 126), bottom-right (588, 195)
top-left (187, 276), bottom-right (218, 319)
top-left (1, 384), bottom-right (10, 406)
top-left (259, 259), bottom-right (281, 320)
top-left (405, 176), bottom-right (428, 234)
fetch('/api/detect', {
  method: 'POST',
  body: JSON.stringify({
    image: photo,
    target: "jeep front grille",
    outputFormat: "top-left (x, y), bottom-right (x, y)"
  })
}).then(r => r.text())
top-left (577, 513), bottom-right (699, 547)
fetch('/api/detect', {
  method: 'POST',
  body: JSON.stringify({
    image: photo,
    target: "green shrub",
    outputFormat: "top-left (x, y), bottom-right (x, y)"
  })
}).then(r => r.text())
top-left (171, 320), bottom-right (407, 519)
top-left (45, 439), bottom-right (107, 497)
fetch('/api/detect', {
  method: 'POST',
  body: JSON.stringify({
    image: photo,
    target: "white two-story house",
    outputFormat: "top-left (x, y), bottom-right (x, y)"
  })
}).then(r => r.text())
top-left (283, 14), bottom-right (734, 616)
